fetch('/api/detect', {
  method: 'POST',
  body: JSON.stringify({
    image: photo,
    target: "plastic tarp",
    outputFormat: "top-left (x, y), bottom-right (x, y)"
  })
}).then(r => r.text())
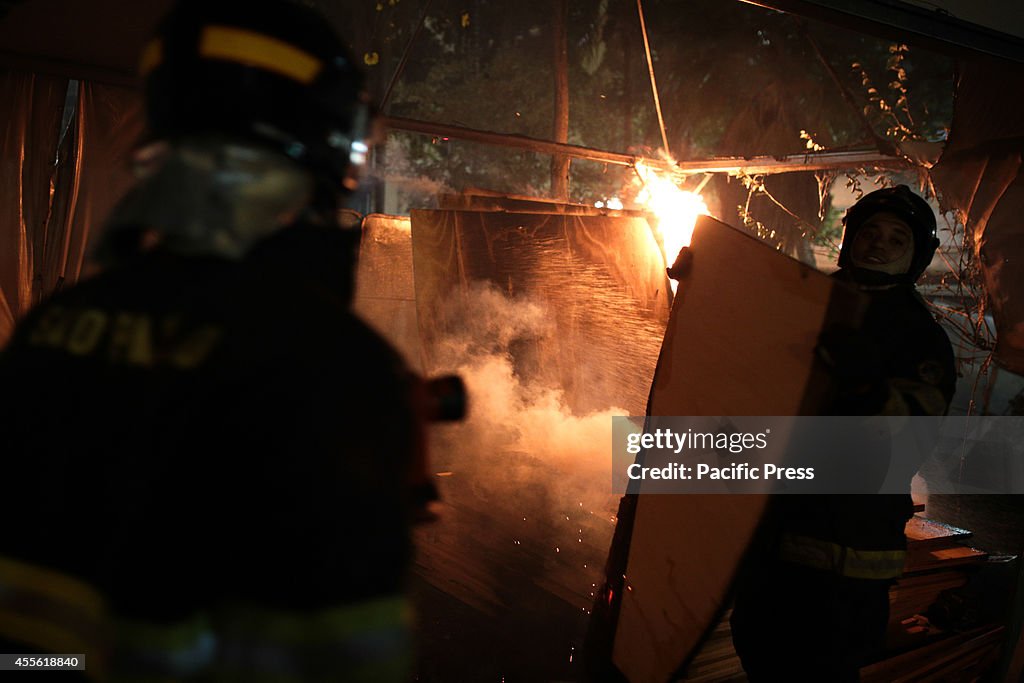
top-left (400, 208), bottom-right (671, 680)
top-left (0, 72), bottom-right (142, 346)
top-left (931, 58), bottom-right (1024, 374)
top-left (0, 69), bottom-right (66, 342)
top-left (409, 209), bottom-right (671, 416)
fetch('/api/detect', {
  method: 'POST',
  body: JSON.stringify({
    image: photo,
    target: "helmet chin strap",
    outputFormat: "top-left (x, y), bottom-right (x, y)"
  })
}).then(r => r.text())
top-left (847, 268), bottom-right (913, 286)
top-left (840, 267), bottom-right (916, 288)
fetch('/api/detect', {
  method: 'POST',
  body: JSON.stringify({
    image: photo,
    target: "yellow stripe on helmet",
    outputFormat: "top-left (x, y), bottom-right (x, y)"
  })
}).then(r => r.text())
top-left (199, 25), bottom-right (322, 84)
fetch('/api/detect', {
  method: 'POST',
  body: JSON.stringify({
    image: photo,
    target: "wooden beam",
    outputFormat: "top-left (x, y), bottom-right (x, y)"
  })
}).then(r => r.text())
top-left (380, 114), bottom-right (910, 175)
top-left (660, 149), bottom-right (910, 174)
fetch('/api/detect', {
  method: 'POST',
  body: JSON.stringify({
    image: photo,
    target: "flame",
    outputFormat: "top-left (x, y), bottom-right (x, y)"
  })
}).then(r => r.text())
top-left (633, 161), bottom-right (709, 293)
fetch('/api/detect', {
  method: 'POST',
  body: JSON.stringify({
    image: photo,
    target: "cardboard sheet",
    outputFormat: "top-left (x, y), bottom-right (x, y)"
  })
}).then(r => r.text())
top-left (607, 216), bottom-right (865, 683)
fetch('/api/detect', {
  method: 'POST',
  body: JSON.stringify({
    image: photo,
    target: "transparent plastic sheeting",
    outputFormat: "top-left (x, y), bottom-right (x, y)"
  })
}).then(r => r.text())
top-left (410, 210), bottom-right (670, 417)
top-left (612, 416), bottom-right (1024, 494)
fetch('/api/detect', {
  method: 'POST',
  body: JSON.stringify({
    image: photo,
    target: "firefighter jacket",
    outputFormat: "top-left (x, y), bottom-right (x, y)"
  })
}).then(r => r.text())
top-left (0, 227), bottom-right (422, 682)
top-left (775, 274), bottom-right (957, 580)
top-left (730, 276), bottom-right (957, 681)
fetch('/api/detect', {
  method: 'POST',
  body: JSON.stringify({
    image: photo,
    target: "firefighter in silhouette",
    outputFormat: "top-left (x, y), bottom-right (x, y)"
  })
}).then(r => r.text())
top-left (0, 1), bottom-right (457, 680)
top-left (726, 185), bottom-right (957, 681)
top-left (585, 186), bottom-right (956, 682)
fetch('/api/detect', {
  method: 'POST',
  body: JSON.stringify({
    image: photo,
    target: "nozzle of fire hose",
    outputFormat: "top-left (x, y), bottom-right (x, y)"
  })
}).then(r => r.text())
top-left (423, 375), bottom-right (467, 422)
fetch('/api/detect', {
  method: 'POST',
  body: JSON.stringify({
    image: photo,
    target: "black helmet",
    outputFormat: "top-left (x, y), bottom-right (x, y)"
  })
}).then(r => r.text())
top-left (838, 185), bottom-right (939, 281)
top-left (141, 0), bottom-right (370, 192)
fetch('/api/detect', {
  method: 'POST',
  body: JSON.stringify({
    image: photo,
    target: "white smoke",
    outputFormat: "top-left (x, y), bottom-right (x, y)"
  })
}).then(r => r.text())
top-left (429, 281), bottom-right (625, 513)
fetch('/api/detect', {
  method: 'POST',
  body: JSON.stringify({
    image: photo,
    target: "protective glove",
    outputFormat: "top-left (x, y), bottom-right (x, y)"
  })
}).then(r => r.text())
top-left (666, 246), bottom-right (693, 281)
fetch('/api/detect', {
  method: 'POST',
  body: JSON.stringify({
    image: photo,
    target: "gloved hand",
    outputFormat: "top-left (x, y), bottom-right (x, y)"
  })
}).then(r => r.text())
top-left (666, 246), bottom-right (693, 280)
top-left (816, 324), bottom-right (889, 413)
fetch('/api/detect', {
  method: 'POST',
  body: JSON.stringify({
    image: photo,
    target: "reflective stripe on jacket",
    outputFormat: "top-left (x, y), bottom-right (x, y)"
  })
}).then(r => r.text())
top-left (207, 595), bottom-right (413, 683)
top-left (0, 555), bottom-right (412, 682)
top-left (778, 532), bottom-right (907, 580)
top-left (0, 556), bottom-right (108, 680)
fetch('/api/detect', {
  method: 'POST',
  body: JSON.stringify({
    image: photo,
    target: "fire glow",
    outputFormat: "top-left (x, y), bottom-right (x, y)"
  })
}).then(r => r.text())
top-left (633, 161), bottom-right (709, 292)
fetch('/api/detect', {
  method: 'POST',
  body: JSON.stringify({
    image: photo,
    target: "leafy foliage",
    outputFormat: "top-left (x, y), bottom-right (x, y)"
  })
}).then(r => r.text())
top-left (335, 0), bottom-right (953, 214)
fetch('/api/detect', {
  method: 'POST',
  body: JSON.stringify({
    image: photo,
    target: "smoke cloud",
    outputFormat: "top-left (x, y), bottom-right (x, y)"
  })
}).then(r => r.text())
top-left (428, 281), bottom-right (624, 515)
top-left (414, 280), bottom-right (624, 639)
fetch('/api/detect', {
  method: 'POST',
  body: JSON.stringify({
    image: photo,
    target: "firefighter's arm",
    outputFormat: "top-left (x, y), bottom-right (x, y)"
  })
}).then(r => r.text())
top-left (816, 324), bottom-right (954, 417)
top-left (877, 323), bottom-right (956, 417)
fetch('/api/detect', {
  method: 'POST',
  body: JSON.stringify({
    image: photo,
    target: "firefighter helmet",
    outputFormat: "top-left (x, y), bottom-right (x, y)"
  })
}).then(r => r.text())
top-left (140, 0), bottom-right (370, 192)
top-left (838, 185), bottom-right (939, 281)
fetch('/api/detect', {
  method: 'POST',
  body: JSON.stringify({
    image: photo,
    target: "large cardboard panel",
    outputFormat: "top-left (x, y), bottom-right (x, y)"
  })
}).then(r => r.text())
top-left (609, 216), bottom-right (865, 683)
